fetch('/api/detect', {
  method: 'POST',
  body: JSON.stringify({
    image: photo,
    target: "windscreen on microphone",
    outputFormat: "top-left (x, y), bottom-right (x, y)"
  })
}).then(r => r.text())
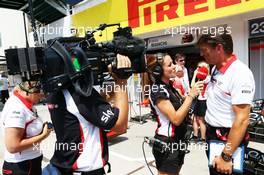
top-left (196, 67), bottom-right (208, 81)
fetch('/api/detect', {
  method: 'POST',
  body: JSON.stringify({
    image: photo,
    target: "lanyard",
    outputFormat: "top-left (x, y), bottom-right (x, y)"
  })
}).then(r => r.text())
top-left (210, 67), bottom-right (218, 83)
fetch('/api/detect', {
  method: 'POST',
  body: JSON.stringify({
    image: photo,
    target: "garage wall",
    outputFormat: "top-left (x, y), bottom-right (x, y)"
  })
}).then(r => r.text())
top-left (0, 8), bottom-right (27, 56)
top-left (138, 9), bottom-right (264, 66)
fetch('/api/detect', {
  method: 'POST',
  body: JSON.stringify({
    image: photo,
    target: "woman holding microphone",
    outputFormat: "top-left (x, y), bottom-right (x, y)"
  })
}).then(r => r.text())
top-left (149, 53), bottom-right (203, 175)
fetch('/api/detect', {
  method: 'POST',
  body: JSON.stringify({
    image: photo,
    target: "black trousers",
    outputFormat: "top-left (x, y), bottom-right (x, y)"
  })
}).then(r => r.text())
top-left (2, 155), bottom-right (42, 175)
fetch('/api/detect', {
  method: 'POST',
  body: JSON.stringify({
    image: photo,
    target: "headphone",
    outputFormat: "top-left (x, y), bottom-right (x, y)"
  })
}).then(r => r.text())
top-left (152, 53), bottom-right (166, 81)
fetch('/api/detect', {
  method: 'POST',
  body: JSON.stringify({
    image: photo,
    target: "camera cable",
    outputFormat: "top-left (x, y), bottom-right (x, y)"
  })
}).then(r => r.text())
top-left (142, 139), bottom-right (155, 175)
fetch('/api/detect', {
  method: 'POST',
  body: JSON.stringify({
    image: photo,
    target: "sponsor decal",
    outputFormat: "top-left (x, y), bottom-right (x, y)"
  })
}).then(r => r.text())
top-left (101, 109), bottom-right (114, 123)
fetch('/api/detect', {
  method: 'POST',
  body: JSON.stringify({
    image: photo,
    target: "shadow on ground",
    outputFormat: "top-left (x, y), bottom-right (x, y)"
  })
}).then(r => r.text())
top-left (109, 136), bottom-right (128, 146)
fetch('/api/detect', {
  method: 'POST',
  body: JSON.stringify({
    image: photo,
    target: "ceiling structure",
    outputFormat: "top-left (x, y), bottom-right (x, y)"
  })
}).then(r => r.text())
top-left (0, 0), bottom-right (72, 24)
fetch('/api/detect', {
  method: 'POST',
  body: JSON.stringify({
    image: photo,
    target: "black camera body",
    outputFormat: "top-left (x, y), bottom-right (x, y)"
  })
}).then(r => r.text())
top-left (5, 24), bottom-right (147, 95)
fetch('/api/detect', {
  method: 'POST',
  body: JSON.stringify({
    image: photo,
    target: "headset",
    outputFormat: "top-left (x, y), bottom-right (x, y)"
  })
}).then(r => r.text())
top-left (152, 53), bottom-right (166, 81)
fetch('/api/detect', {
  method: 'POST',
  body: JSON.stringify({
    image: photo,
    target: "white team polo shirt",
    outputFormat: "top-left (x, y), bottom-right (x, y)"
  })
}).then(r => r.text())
top-left (205, 55), bottom-right (255, 128)
top-left (1, 91), bottom-right (43, 163)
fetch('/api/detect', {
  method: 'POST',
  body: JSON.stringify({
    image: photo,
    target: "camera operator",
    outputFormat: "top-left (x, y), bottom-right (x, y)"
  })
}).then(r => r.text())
top-left (47, 54), bottom-right (131, 175)
top-left (1, 81), bottom-right (53, 175)
top-left (149, 53), bottom-right (203, 175)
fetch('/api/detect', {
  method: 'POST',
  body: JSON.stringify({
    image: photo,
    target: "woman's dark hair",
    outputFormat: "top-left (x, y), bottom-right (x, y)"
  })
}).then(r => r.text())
top-left (148, 53), bottom-right (168, 83)
top-left (148, 53), bottom-right (167, 70)
top-left (197, 33), bottom-right (233, 55)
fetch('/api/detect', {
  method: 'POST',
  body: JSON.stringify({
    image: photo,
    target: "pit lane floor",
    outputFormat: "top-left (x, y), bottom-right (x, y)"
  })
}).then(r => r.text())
top-left (0, 104), bottom-right (263, 175)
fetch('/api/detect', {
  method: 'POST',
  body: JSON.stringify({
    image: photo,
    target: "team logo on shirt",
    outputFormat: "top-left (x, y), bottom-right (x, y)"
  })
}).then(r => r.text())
top-left (12, 111), bottom-right (20, 114)
top-left (10, 111), bottom-right (21, 119)
top-left (241, 83), bottom-right (253, 94)
top-left (242, 90), bottom-right (252, 94)
top-left (101, 109), bottom-right (114, 123)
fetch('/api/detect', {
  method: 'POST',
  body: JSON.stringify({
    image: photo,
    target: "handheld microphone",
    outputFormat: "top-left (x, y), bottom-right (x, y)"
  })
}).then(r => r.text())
top-left (196, 67), bottom-right (209, 97)
top-left (196, 67), bottom-right (208, 81)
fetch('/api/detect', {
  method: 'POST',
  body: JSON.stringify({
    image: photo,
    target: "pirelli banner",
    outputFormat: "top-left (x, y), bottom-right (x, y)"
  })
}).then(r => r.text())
top-left (72, 0), bottom-right (264, 41)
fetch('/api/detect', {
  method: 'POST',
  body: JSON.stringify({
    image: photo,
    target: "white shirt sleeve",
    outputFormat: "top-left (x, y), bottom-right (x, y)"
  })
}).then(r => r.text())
top-left (3, 108), bottom-right (25, 129)
top-left (231, 69), bottom-right (255, 105)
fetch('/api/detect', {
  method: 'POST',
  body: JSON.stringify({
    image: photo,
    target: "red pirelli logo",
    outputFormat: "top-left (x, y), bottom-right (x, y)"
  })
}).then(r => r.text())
top-left (127, 0), bottom-right (243, 28)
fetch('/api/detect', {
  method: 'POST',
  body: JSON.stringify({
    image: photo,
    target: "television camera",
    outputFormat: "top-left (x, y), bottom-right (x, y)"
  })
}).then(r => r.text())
top-left (4, 23), bottom-right (146, 96)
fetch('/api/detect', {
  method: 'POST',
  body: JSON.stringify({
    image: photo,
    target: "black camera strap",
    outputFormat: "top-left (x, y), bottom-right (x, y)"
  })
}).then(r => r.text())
top-left (71, 47), bottom-right (93, 97)
top-left (50, 41), bottom-right (93, 97)
top-left (50, 41), bottom-right (76, 75)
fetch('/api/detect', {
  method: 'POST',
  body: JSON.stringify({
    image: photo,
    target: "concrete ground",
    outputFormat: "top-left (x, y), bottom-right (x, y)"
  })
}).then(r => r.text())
top-left (0, 104), bottom-right (263, 175)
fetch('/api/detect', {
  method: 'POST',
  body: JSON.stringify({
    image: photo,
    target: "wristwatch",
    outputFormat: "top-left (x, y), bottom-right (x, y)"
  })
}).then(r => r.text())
top-left (221, 151), bottom-right (232, 162)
